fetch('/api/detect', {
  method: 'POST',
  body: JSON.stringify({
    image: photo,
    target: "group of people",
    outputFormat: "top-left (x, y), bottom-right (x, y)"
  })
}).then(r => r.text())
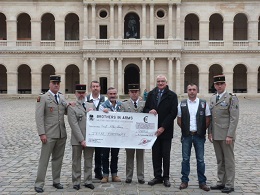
top-left (34, 74), bottom-right (239, 194)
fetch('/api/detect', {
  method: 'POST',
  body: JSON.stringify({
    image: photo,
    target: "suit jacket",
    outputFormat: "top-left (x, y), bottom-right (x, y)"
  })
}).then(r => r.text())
top-left (67, 101), bottom-right (95, 145)
top-left (143, 86), bottom-right (178, 139)
top-left (208, 91), bottom-right (239, 140)
top-left (35, 91), bottom-right (67, 138)
top-left (120, 99), bottom-right (145, 113)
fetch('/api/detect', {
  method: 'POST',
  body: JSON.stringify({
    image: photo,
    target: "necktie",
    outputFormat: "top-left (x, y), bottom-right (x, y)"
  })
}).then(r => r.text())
top-left (134, 101), bottom-right (137, 108)
top-left (216, 95), bottom-right (220, 102)
top-left (54, 94), bottom-right (58, 104)
top-left (82, 102), bottom-right (86, 110)
top-left (157, 90), bottom-right (162, 106)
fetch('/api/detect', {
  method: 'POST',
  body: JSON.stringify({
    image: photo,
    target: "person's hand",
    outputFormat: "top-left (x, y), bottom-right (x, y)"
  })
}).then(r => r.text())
top-left (155, 127), bottom-right (164, 137)
top-left (149, 109), bottom-right (157, 115)
top-left (208, 133), bottom-right (213, 143)
top-left (103, 108), bottom-right (109, 113)
top-left (81, 140), bottom-right (86, 147)
top-left (226, 136), bottom-right (233, 145)
top-left (88, 108), bottom-right (94, 112)
top-left (40, 134), bottom-right (47, 144)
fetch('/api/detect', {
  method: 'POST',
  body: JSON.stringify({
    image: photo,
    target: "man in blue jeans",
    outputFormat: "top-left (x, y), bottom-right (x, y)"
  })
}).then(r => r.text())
top-left (177, 83), bottom-right (211, 191)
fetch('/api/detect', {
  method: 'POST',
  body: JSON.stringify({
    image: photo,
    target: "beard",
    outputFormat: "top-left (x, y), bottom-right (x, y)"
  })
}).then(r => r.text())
top-left (77, 97), bottom-right (85, 104)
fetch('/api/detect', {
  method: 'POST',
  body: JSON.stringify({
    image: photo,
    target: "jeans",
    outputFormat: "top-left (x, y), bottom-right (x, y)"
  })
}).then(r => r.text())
top-left (102, 148), bottom-right (120, 176)
top-left (181, 134), bottom-right (206, 184)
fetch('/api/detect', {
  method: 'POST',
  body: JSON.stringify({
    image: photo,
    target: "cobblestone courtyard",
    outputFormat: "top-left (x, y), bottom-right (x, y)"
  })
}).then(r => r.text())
top-left (0, 97), bottom-right (259, 194)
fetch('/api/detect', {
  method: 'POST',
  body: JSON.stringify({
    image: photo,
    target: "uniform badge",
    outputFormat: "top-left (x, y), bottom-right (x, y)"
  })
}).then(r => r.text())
top-left (181, 102), bottom-right (187, 107)
top-left (37, 96), bottom-right (41, 102)
top-left (50, 107), bottom-right (53, 112)
top-left (201, 102), bottom-right (205, 108)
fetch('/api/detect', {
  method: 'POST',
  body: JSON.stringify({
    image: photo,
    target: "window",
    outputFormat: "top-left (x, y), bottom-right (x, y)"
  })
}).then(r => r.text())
top-left (99, 25), bottom-right (107, 39)
top-left (157, 25), bottom-right (164, 39)
top-left (99, 77), bottom-right (107, 94)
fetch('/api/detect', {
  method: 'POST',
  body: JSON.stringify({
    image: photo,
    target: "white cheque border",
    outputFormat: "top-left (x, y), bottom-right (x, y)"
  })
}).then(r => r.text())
top-left (86, 111), bottom-right (158, 149)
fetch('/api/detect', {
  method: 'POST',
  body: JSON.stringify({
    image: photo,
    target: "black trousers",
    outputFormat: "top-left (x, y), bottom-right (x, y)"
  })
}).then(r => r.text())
top-left (152, 138), bottom-right (172, 180)
top-left (94, 147), bottom-right (103, 175)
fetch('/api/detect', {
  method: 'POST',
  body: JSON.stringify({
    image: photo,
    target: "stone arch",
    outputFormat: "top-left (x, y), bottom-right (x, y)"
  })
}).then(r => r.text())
top-left (184, 13), bottom-right (199, 40)
top-left (17, 13), bottom-right (31, 40)
top-left (42, 64), bottom-right (55, 92)
top-left (41, 13), bottom-right (55, 40)
top-left (233, 13), bottom-right (248, 40)
top-left (18, 64), bottom-right (31, 94)
top-left (0, 13), bottom-right (7, 40)
top-left (184, 64), bottom-right (199, 93)
top-left (233, 64), bottom-right (247, 93)
top-left (0, 64), bottom-right (7, 93)
top-left (209, 13), bottom-right (223, 40)
top-left (65, 13), bottom-right (79, 40)
top-left (124, 12), bottom-right (140, 39)
top-left (65, 64), bottom-right (80, 93)
top-left (124, 64), bottom-right (140, 94)
top-left (209, 64), bottom-right (223, 93)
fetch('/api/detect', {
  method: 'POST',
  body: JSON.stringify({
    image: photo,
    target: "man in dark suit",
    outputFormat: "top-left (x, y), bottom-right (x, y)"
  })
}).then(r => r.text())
top-left (208, 75), bottom-right (239, 193)
top-left (144, 75), bottom-right (178, 187)
top-left (34, 75), bottom-right (67, 193)
top-left (120, 84), bottom-right (145, 184)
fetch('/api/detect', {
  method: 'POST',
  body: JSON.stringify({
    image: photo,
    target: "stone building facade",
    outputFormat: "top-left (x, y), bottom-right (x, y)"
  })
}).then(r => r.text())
top-left (0, 0), bottom-right (260, 96)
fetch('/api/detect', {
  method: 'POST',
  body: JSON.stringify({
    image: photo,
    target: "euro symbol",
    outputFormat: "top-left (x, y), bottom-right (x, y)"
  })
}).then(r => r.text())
top-left (143, 116), bottom-right (148, 123)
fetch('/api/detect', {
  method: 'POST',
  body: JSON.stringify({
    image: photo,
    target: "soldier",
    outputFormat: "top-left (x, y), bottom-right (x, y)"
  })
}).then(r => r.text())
top-left (208, 75), bottom-right (239, 193)
top-left (67, 84), bottom-right (96, 190)
top-left (86, 81), bottom-right (107, 180)
top-left (34, 75), bottom-right (67, 193)
top-left (120, 84), bottom-right (145, 184)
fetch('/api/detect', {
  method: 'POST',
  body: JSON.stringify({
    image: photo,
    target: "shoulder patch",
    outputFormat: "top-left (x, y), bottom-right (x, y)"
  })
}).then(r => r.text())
top-left (37, 96), bottom-right (41, 102)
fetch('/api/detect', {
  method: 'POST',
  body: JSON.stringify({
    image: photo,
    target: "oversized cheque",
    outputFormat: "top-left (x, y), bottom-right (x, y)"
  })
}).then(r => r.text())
top-left (86, 111), bottom-right (158, 149)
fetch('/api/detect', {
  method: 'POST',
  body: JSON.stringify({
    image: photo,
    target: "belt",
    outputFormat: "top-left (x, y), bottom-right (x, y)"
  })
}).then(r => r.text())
top-left (190, 131), bottom-right (197, 135)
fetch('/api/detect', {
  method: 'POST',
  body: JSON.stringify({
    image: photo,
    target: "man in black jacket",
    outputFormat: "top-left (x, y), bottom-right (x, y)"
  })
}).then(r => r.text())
top-left (144, 75), bottom-right (178, 187)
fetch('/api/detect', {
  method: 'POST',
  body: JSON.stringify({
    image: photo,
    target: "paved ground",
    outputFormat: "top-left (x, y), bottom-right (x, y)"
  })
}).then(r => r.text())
top-left (0, 97), bottom-right (259, 195)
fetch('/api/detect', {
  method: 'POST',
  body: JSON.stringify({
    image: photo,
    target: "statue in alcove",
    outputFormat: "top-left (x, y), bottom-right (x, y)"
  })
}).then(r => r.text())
top-left (126, 16), bottom-right (137, 38)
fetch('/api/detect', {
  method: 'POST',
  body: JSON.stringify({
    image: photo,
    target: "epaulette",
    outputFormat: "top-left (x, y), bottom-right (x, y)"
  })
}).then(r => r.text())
top-left (229, 93), bottom-right (236, 96)
top-left (58, 92), bottom-right (63, 94)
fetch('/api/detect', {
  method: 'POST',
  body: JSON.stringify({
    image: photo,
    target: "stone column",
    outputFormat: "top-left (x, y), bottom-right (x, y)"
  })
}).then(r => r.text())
top-left (6, 19), bottom-right (16, 47)
top-left (223, 21), bottom-right (233, 48)
top-left (142, 4), bottom-right (147, 38)
top-left (176, 3), bottom-right (181, 39)
top-left (248, 21), bottom-right (258, 48)
top-left (149, 57), bottom-right (155, 90)
top-left (83, 3), bottom-right (88, 39)
top-left (224, 71), bottom-right (233, 93)
top-left (200, 20), bottom-right (209, 47)
top-left (55, 20), bottom-right (65, 47)
top-left (110, 4), bottom-right (114, 39)
top-left (31, 72), bottom-right (41, 94)
top-left (7, 71), bottom-right (17, 94)
top-left (247, 71), bottom-right (258, 94)
top-left (56, 72), bottom-right (65, 93)
top-left (175, 57), bottom-right (181, 94)
top-left (141, 57), bottom-right (147, 92)
top-left (31, 20), bottom-right (41, 46)
top-left (91, 3), bottom-right (96, 39)
top-left (168, 57), bottom-right (173, 89)
top-left (117, 57), bottom-right (123, 95)
top-left (168, 3), bottom-right (173, 39)
top-left (109, 58), bottom-right (115, 87)
top-left (82, 57), bottom-right (88, 84)
top-left (118, 4), bottom-right (122, 39)
top-left (91, 57), bottom-right (96, 81)
top-left (149, 4), bottom-right (154, 39)
top-left (199, 71), bottom-right (209, 94)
